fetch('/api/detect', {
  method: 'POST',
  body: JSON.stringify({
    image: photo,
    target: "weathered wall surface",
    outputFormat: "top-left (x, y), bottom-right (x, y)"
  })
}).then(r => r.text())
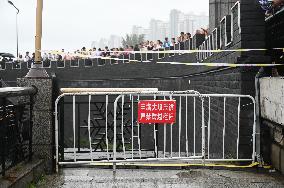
top-left (18, 77), bottom-right (54, 173)
top-left (260, 77), bottom-right (284, 174)
top-left (260, 77), bottom-right (284, 126)
top-left (199, 0), bottom-right (268, 159)
top-left (209, 0), bottom-right (239, 32)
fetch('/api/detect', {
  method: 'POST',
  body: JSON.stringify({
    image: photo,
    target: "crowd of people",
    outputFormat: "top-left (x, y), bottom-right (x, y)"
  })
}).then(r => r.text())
top-left (2, 1), bottom-right (283, 64)
top-left (11, 32), bottom-right (193, 63)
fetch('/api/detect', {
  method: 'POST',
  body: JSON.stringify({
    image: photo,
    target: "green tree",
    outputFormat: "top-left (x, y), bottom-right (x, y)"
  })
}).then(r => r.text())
top-left (122, 34), bottom-right (145, 47)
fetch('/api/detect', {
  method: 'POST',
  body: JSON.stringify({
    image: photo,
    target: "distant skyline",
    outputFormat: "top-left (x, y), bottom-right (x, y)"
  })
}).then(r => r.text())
top-left (133, 9), bottom-right (208, 41)
top-left (0, 0), bottom-right (209, 54)
top-left (92, 9), bottom-right (209, 49)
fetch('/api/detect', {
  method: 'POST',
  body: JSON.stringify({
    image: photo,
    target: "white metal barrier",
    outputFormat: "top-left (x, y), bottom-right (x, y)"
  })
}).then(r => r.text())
top-left (55, 90), bottom-right (256, 172)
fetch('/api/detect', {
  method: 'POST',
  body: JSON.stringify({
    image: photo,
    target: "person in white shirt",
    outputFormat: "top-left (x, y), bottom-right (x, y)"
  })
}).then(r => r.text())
top-left (96, 48), bottom-right (102, 56)
top-left (18, 54), bottom-right (24, 62)
top-left (42, 53), bottom-right (48, 61)
top-left (48, 53), bottom-right (53, 60)
top-left (154, 41), bottom-right (161, 50)
top-left (61, 49), bottom-right (66, 60)
top-left (91, 47), bottom-right (97, 58)
top-left (24, 51), bottom-right (31, 62)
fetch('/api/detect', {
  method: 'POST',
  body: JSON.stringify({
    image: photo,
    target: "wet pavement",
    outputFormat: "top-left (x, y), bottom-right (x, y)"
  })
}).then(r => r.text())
top-left (38, 168), bottom-right (284, 188)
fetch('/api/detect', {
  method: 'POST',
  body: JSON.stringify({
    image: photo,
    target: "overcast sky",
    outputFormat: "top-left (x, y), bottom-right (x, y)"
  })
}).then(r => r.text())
top-left (0, 0), bottom-right (209, 55)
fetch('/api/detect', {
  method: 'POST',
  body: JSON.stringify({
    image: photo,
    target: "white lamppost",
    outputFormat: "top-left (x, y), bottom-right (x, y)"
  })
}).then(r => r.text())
top-left (8, 0), bottom-right (19, 59)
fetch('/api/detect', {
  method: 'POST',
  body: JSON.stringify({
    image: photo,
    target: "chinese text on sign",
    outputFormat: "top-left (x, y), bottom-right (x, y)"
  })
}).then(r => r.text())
top-left (138, 100), bottom-right (176, 124)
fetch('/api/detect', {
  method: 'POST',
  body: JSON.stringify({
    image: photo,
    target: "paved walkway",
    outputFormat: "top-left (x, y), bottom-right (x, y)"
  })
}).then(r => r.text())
top-left (39, 168), bottom-right (284, 188)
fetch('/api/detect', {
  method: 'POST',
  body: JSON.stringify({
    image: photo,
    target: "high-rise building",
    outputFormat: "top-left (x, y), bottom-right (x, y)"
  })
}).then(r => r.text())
top-left (132, 25), bottom-right (145, 36)
top-left (93, 9), bottom-right (209, 48)
top-left (132, 25), bottom-right (149, 40)
top-left (160, 22), bottom-right (169, 40)
top-left (109, 35), bottom-right (122, 48)
top-left (181, 14), bottom-right (209, 35)
top-left (169, 9), bottom-right (181, 38)
top-left (98, 38), bottom-right (108, 49)
top-left (182, 15), bottom-right (195, 34)
top-left (143, 29), bottom-right (150, 40)
top-left (145, 10), bottom-right (209, 41)
top-left (92, 35), bottom-right (123, 49)
top-left (149, 19), bottom-right (160, 41)
top-left (149, 19), bottom-right (169, 41)
top-left (170, 9), bottom-right (209, 37)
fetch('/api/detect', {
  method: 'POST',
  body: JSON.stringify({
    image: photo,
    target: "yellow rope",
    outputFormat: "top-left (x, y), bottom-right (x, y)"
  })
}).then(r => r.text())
top-left (87, 162), bottom-right (271, 169)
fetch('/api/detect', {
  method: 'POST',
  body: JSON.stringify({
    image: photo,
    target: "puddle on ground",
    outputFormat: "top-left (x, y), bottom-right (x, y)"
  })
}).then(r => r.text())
top-left (176, 170), bottom-right (203, 179)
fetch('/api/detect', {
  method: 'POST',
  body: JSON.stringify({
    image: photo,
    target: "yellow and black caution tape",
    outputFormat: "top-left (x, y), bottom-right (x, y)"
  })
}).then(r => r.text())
top-left (38, 48), bottom-right (284, 55)
top-left (36, 48), bottom-right (284, 68)
top-left (157, 62), bottom-right (284, 67)
top-left (87, 162), bottom-right (271, 169)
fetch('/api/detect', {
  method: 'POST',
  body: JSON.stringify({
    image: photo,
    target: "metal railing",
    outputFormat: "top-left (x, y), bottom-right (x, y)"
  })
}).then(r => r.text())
top-left (0, 87), bottom-right (37, 176)
top-left (55, 89), bottom-right (256, 171)
top-left (0, 40), bottom-right (192, 70)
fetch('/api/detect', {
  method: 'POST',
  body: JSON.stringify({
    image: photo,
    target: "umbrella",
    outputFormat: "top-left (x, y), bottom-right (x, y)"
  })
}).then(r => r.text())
top-left (0, 53), bottom-right (15, 58)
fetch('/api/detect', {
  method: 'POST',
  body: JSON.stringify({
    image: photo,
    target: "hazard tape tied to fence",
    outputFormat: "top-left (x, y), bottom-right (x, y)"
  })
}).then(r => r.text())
top-left (35, 48), bottom-right (284, 67)
top-left (39, 48), bottom-right (284, 55)
top-left (157, 62), bottom-right (284, 67)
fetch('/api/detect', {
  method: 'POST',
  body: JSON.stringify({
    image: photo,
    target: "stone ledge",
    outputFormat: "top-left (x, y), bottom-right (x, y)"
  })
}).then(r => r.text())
top-left (263, 120), bottom-right (284, 146)
top-left (262, 120), bottom-right (284, 174)
top-left (0, 159), bottom-right (45, 188)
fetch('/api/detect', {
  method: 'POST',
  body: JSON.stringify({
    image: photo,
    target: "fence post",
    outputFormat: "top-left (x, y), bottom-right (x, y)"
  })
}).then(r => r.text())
top-left (59, 99), bottom-right (65, 162)
top-left (154, 95), bottom-right (159, 158)
top-left (201, 98), bottom-right (205, 160)
top-left (0, 97), bottom-right (6, 176)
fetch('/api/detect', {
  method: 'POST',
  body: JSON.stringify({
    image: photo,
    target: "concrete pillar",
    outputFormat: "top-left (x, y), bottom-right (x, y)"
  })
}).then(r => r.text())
top-left (17, 67), bottom-right (53, 173)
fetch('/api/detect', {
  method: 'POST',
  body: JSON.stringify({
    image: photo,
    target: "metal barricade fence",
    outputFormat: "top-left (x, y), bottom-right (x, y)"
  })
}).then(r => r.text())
top-left (0, 87), bottom-right (36, 176)
top-left (55, 90), bottom-right (256, 171)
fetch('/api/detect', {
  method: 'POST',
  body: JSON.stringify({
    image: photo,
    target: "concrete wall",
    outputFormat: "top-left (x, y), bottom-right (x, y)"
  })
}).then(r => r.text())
top-left (198, 0), bottom-right (270, 161)
top-left (0, 53), bottom-right (196, 86)
top-left (202, 0), bottom-right (267, 64)
top-left (260, 77), bottom-right (284, 125)
top-left (209, 0), bottom-right (239, 32)
top-left (260, 77), bottom-right (284, 174)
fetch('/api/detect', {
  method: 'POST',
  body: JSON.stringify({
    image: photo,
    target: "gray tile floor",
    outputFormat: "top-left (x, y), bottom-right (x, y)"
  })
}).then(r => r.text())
top-left (38, 168), bottom-right (284, 188)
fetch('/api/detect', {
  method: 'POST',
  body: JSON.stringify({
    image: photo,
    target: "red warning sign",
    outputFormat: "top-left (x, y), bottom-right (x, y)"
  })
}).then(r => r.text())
top-left (138, 100), bottom-right (176, 124)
